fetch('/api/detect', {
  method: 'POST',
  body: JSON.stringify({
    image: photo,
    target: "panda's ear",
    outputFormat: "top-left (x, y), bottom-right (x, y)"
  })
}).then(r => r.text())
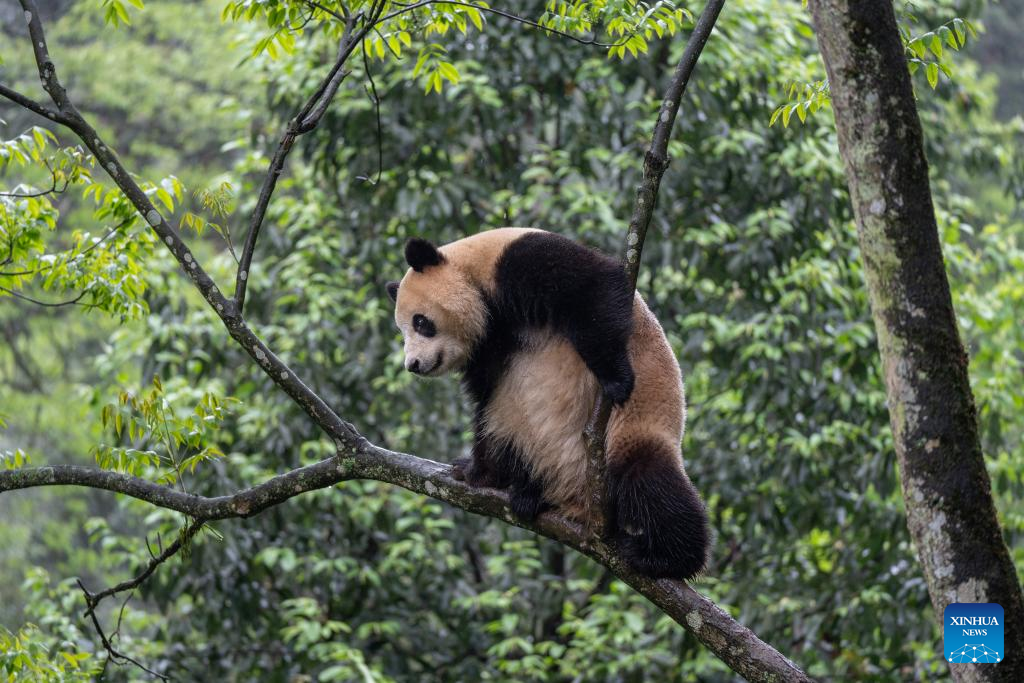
top-left (405, 237), bottom-right (445, 272)
top-left (385, 281), bottom-right (400, 303)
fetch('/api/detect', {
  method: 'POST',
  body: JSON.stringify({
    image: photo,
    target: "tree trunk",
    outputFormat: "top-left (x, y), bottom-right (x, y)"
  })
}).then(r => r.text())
top-left (809, 1), bottom-right (1024, 680)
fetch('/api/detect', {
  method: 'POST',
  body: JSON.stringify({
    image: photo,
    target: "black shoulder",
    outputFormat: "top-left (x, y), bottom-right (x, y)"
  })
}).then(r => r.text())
top-left (493, 232), bottom-right (636, 405)
top-left (495, 232), bottom-right (623, 299)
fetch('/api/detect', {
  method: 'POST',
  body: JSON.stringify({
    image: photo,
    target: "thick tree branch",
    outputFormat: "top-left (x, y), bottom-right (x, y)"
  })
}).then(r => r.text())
top-left (810, 1), bottom-right (1024, 681)
top-left (0, 448), bottom-right (811, 682)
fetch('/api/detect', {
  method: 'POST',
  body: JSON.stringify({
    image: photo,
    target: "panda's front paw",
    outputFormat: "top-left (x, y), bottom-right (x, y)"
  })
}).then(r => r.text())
top-left (451, 456), bottom-right (472, 481)
top-left (452, 455), bottom-right (500, 488)
top-left (601, 365), bottom-right (635, 406)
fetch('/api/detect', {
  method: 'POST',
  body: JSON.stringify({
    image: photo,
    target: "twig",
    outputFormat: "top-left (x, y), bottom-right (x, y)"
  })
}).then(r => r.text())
top-left (84, 519), bottom-right (204, 608)
top-left (0, 160), bottom-right (69, 198)
top-left (73, 520), bottom-right (202, 680)
top-left (112, 590), bottom-right (134, 642)
top-left (77, 579), bottom-right (168, 681)
top-left (306, 0), bottom-right (348, 23)
top-left (383, 0), bottom-right (636, 48)
top-left (0, 218), bottom-right (132, 277)
top-left (584, 0), bottom-right (726, 533)
top-left (357, 44), bottom-right (384, 185)
top-left (0, 285), bottom-right (86, 307)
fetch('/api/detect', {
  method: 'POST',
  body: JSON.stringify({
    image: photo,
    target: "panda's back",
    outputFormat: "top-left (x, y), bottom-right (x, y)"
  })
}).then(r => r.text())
top-left (439, 227), bottom-right (544, 293)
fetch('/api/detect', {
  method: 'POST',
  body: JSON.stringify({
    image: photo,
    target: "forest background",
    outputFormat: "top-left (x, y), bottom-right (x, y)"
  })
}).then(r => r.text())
top-left (1, 0), bottom-right (1023, 680)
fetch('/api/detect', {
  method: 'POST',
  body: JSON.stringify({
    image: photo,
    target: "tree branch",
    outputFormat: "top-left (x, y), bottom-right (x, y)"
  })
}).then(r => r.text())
top-left (0, 448), bottom-right (812, 682)
top-left (0, 160), bottom-right (70, 198)
top-left (15, 0), bottom-right (363, 451)
top-left (585, 0), bottom-right (725, 534)
top-left (234, 9), bottom-right (366, 312)
top-left (0, 218), bottom-right (133, 277)
top-left (0, 83), bottom-right (71, 126)
top-left (81, 519), bottom-right (204, 609)
top-left (76, 577), bottom-right (168, 681)
top-left (0, 285), bottom-right (87, 307)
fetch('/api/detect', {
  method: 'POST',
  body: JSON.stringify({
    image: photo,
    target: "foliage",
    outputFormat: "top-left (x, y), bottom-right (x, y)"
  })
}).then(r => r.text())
top-left (0, 570), bottom-right (101, 682)
top-left (1, 0), bottom-right (1023, 681)
top-left (771, 8), bottom-right (981, 127)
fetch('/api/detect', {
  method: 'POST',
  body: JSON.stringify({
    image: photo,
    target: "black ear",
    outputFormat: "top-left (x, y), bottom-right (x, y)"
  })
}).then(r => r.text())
top-left (405, 237), bottom-right (444, 272)
top-left (385, 281), bottom-right (400, 303)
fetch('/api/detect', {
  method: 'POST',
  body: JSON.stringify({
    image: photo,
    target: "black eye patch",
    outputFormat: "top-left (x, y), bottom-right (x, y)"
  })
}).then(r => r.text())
top-left (412, 314), bottom-right (436, 338)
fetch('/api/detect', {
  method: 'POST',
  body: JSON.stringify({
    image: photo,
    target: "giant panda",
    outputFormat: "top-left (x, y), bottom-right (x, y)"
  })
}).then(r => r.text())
top-left (386, 228), bottom-right (710, 580)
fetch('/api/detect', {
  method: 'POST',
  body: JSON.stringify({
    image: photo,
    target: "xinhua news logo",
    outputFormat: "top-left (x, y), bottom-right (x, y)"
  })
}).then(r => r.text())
top-left (943, 603), bottom-right (1004, 664)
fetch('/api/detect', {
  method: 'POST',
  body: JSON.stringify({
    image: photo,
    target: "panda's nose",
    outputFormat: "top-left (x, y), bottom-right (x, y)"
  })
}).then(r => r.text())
top-left (408, 359), bottom-right (422, 374)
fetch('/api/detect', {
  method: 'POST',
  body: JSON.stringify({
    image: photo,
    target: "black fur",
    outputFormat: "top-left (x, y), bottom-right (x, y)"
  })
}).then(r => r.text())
top-left (492, 232), bottom-right (635, 405)
top-left (405, 237), bottom-right (445, 272)
top-left (452, 432), bottom-right (548, 521)
top-left (385, 281), bottom-right (400, 302)
top-left (607, 441), bottom-right (710, 580)
top-left (457, 232), bottom-right (637, 523)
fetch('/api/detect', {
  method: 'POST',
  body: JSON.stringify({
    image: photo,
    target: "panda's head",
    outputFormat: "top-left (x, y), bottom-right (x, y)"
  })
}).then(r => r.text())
top-left (386, 237), bottom-right (487, 377)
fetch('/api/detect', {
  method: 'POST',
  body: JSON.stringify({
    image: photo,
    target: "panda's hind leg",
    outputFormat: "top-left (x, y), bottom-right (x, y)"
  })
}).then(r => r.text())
top-left (508, 475), bottom-right (548, 521)
top-left (607, 438), bottom-right (710, 581)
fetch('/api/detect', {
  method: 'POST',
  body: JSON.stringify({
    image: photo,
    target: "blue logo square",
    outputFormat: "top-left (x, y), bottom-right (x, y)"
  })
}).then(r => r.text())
top-left (944, 603), bottom-right (1004, 664)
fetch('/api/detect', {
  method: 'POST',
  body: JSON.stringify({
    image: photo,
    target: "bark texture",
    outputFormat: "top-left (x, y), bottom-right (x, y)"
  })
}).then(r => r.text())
top-left (809, 1), bottom-right (1024, 680)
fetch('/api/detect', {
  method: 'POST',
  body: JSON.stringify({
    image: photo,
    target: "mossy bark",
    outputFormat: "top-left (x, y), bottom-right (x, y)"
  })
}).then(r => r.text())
top-left (810, 1), bottom-right (1024, 680)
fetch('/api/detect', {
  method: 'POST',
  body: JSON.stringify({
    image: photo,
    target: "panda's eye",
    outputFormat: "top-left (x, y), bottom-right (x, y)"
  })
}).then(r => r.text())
top-left (412, 314), bottom-right (436, 338)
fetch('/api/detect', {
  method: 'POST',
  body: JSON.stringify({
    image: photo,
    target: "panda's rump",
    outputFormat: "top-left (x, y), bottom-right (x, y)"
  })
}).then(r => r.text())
top-left (480, 330), bottom-right (597, 516)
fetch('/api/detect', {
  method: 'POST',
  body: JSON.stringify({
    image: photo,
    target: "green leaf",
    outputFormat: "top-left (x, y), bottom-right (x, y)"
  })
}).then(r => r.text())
top-left (156, 187), bottom-right (174, 212)
top-left (438, 61), bottom-right (460, 83)
top-left (114, 0), bottom-right (131, 25)
top-left (781, 104), bottom-right (794, 127)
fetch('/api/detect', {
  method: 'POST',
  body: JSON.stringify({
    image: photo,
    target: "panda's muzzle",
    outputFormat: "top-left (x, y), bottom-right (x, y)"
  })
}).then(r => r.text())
top-left (408, 352), bottom-right (443, 376)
